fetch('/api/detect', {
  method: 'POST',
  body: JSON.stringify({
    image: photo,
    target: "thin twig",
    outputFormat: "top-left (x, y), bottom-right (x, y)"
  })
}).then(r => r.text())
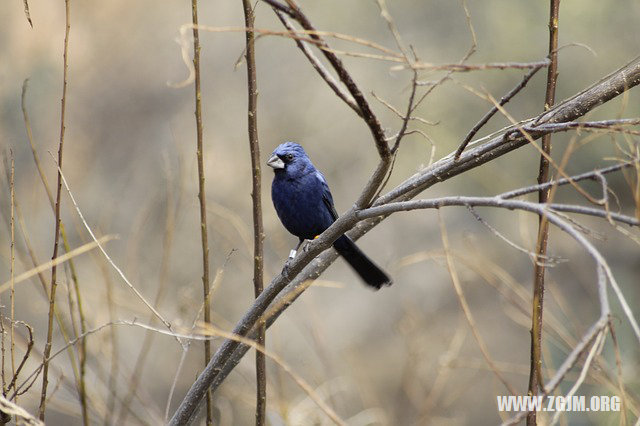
top-left (15, 320), bottom-right (211, 401)
top-left (392, 59), bottom-right (551, 72)
top-left (5, 321), bottom-right (34, 395)
top-left (376, 0), bottom-right (412, 62)
top-left (438, 213), bottom-right (518, 395)
top-left (53, 160), bottom-right (178, 338)
top-left (172, 24), bottom-right (401, 88)
top-left (1, 178), bottom-right (85, 407)
top-left (242, 0), bottom-right (267, 424)
top-left (466, 86), bottom-right (607, 206)
top-left (467, 206), bottom-right (564, 266)
top-left (499, 161), bottom-right (635, 199)
top-left (39, 1), bottom-right (70, 418)
top-left (373, 69), bottom-right (420, 201)
top-left (9, 154), bottom-right (16, 408)
top-left (22, 0), bottom-right (32, 27)
top-left (199, 324), bottom-right (347, 426)
top-left (116, 162), bottom-right (178, 424)
top-left (609, 320), bottom-right (629, 425)
top-left (455, 62), bottom-right (548, 159)
top-left (529, 118), bottom-right (640, 133)
top-left (411, 0), bottom-right (478, 115)
top-left (22, 82), bottom-right (88, 391)
top-left (502, 318), bottom-right (609, 426)
top-left (102, 260), bottom-right (118, 426)
top-left (190, 1), bottom-right (213, 423)
top-left (550, 328), bottom-right (606, 425)
top-left (164, 250), bottom-right (234, 422)
top-left (0, 236), bottom-right (115, 293)
top-left (264, 0), bottom-right (391, 161)
top-left (529, 4), bottom-right (560, 423)
top-left (371, 92), bottom-right (437, 126)
top-left (274, 11), bottom-right (361, 116)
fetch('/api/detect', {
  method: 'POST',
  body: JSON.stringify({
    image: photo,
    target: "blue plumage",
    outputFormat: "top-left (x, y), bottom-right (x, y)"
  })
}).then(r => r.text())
top-left (267, 142), bottom-right (392, 289)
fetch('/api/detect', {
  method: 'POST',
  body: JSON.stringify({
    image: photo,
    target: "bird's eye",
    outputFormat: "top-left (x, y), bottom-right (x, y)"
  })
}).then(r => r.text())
top-left (286, 153), bottom-right (294, 161)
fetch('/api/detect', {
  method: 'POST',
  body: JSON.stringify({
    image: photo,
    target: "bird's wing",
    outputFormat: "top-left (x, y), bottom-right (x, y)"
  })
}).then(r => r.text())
top-left (316, 171), bottom-right (339, 221)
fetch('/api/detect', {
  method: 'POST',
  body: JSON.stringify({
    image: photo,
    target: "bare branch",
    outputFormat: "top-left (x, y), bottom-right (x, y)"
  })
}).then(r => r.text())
top-left (22, 0), bottom-right (33, 28)
top-left (169, 51), bottom-right (640, 426)
top-left (39, 1), bottom-right (71, 417)
top-left (467, 206), bottom-right (564, 265)
top-left (530, 5), bottom-right (561, 420)
top-left (392, 59), bottom-right (551, 72)
top-left (0, 236), bottom-right (116, 293)
top-left (263, 0), bottom-right (391, 160)
top-left (499, 161), bottom-right (635, 199)
top-left (274, 11), bottom-right (361, 116)
top-left (438, 213), bottom-right (518, 395)
top-left (455, 62), bottom-right (548, 159)
top-left (241, 0), bottom-right (267, 423)
top-left (527, 118), bottom-right (640, 135)
top-left (53, 161), bottom-right (180, 342)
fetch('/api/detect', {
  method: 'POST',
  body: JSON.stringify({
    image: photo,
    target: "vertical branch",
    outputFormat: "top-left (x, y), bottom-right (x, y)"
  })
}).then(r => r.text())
top-left (0, 152), bottom-right (17, 426)
top-left (528, 1), bottom-right (559, 425)
top-left (39, 0), bottom-right (70, 420)
top-left (241, 1), bottom-right (266, 424)
top-left (22, 79), bottom-right (88, 424)
top-left (102, 266), bottom-right (118, 426)
top-left (190, 0), bottom-right (213, 424)
top-left (9, 153), bottom-right (16, 400)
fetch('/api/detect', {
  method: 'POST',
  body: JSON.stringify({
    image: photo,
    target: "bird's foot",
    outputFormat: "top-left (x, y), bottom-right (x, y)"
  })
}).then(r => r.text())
top-left (282, 253), bottom-right (296, 278)
top-left (281, 261), bottom-right (290, 277)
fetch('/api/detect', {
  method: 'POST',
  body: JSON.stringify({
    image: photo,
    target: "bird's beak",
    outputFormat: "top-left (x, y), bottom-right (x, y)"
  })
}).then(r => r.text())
top-left (267, 154), bottom-right (285, 170)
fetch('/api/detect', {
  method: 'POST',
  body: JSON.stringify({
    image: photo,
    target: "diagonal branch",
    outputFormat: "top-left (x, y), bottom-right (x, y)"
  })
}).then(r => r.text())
top-left (455, 61), bottom-right (549, 159)
top-left (263, 0), bottom-right (391, 160)
top-left (274, 11), bottom-right (361, 116)
top-left (169, 55), bottom-right (640, 425)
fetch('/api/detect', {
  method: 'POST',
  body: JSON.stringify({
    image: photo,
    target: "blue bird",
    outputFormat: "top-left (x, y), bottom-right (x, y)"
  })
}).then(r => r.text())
top-left (267, 142), bottom-right (392, 289)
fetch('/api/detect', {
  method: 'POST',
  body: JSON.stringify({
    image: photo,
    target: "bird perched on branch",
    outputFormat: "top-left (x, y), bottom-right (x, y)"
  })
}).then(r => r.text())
top-left (267, 142), bottom-right (392, 289)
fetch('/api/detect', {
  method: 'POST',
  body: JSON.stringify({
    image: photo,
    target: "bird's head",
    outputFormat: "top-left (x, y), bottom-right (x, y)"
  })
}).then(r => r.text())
top-left (266, 142), bottom-right (312, 175)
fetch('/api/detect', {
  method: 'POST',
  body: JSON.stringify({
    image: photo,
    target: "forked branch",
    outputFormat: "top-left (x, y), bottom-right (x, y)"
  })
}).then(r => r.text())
top-left (169, 55), bottom-right (640, 425)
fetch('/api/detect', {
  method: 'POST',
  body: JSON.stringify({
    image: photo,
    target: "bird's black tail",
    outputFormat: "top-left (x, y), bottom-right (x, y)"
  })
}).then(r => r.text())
top-left (333, 235), bottom-right (392, 290)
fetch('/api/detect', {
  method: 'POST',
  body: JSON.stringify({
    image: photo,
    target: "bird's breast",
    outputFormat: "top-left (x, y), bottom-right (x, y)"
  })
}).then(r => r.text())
top-left (271, 174), bottom-right (333, 240)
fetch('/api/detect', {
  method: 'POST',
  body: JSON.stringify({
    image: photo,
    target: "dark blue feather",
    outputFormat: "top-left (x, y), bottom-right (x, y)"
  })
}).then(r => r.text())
top-left (269, 142), bottom-right (392, 289)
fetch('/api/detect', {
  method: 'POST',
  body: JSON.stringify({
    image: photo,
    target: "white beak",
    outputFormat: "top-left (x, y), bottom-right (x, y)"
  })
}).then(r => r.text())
top-left (267, 154), bottom-right (285, 169)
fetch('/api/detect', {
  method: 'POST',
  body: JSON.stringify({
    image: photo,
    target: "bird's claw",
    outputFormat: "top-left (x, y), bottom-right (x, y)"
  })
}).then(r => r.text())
top-left (281, 258), bottom-right (293, 277)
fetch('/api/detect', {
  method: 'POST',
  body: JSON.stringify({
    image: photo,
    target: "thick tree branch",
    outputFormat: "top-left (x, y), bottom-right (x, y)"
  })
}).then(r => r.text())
top-left (169, 55), bottom-right (640, 425)
top-left (179, 191), bottom-right (638, 422)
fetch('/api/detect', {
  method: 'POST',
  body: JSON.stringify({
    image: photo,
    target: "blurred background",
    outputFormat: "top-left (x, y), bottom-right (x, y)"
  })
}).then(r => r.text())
top-left (1, 0), bottom-right (639, 424)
